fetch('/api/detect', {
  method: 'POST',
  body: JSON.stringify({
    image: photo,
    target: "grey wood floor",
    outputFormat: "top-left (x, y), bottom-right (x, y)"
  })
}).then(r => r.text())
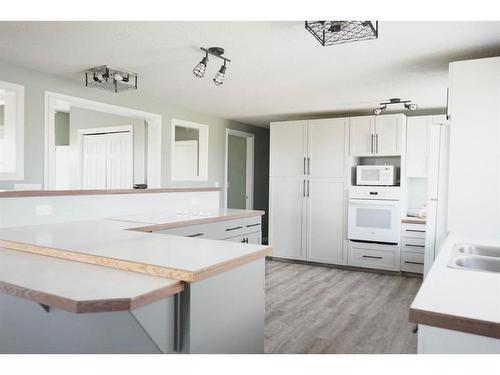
top-left (265, 259), bottom-right (422, 354)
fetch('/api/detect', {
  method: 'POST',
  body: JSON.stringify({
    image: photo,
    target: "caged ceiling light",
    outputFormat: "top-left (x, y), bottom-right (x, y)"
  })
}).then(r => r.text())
top-left (193, 47), bottom-right (231, 86)
top-left (373, 98), bottom-right (418, 115)
top-left (305, 21), bottom-right (378, 47)
top-left (85, 66), bottom-right (137, 93)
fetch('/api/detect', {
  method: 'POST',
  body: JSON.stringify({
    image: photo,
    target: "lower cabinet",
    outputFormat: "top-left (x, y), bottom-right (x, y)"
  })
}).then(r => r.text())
top-left (269, 177), bottom-right (346, 264)
top-left (224, 232), bottom-right (262, 244)
top-left (347, 241), bottom-right (400, 271)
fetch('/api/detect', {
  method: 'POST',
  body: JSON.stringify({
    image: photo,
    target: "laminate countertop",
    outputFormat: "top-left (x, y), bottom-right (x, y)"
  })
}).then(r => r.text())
top-left (409, 233), bottom-right (500, 339)
top-left (0, 247), bottom-right (184, 313)
top-left (113, 208), bottom-right (265, 232)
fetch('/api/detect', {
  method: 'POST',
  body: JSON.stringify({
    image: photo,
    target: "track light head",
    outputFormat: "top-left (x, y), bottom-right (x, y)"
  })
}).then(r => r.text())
top-left (405, 103), bottom-right (418, 111)
top-left (213, 63), bottom-right (227, 86)
top-left (373, 105), bottom-right (386, 115)
top-left (193, 55), bottom-right (208, 78)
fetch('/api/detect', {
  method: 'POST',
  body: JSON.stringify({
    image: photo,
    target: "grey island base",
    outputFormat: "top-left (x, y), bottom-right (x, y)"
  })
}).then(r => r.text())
top-left (0, 206), bottom-right (270, 354)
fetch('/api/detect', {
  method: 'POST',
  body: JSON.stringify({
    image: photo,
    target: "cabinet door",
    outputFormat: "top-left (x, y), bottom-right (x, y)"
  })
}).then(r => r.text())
top-left (270, 120), bottom-right (307, 176)
top-left (306, 180), bottom-right (345, 264)
top-left (349, 116), bottom-right (375, 156)
top-left (308, 118), bottom-right (347, 178)
top-left (406, 116), bottom-right (431, 177)
top-left (269, 177), bottom-right (306, 260)
top-left (224, 232), bottom-right (262, 245)
top-left (375, 114), bottom-right (404, 156)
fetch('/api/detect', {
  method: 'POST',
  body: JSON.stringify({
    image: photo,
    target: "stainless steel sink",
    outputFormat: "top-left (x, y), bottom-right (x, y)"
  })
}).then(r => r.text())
top-left (448, 243), bottom-right (500, 274)
top-left (457, 244), bottom-right (500, 258)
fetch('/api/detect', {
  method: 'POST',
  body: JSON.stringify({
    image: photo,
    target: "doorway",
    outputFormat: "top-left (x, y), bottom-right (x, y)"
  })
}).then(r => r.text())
top-left (224, 129), bottom-right (254, 209)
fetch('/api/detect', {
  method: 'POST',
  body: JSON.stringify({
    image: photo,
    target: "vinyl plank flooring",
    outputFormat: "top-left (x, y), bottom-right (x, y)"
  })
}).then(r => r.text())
top-left (264, 260), bottom-right (422, 354)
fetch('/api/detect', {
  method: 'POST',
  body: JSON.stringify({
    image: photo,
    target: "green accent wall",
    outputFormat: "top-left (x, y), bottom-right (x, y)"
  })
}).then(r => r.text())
top-left (227, 135), bottom-right (247, 209)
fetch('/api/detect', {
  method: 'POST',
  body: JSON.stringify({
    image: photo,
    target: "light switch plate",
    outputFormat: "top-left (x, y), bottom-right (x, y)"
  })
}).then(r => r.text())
top-left (35, 205), bottom-right (53, 216)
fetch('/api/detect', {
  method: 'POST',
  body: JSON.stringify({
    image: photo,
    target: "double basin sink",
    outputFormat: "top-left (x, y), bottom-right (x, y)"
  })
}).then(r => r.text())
top-left (448, 244), bottom-right (500, 274)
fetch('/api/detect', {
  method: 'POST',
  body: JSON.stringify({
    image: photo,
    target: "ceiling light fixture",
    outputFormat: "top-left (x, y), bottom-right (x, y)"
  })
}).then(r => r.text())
top-left (373, 98), bottom-right (418, 115)
top-left (305, 21), bottom-right (378, 46)
top-left (85, 66), bottom-right (137, 93)
top-left (193, 47), bottom-right (231, 86)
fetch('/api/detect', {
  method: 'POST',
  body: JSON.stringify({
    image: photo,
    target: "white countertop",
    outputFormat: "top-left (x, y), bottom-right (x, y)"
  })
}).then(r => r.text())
top-left (410, 233), bottom-right (500, 336)
top-left (0, 216), bottom-right (271, 282)
top-left (0, 247), bottom-right (183, 313)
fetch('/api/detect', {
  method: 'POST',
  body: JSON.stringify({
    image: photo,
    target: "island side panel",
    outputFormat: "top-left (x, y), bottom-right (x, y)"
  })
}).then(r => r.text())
top-left (181, 258), bottom-right (266, 354)
top-left (0, 293), bottom-right (177, 354)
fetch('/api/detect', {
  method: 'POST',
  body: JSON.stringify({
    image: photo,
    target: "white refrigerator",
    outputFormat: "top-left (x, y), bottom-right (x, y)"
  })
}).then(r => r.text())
top-left (424, 120), bottom-right (450, 277)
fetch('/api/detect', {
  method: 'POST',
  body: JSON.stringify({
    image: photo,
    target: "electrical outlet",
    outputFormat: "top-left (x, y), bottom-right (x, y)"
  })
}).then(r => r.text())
top-left (35, 205), bottom-right (53, 216)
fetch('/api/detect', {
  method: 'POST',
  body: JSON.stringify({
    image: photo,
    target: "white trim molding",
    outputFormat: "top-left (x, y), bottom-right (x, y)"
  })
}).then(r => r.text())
top-left (170, 118), bottom-right (209, 182)
top-left (224, 128), bottom-right (255, 209)
top-left (44, 91), bottom-right (162, 190)
top-left (0, 80), bottom-right (24, 181)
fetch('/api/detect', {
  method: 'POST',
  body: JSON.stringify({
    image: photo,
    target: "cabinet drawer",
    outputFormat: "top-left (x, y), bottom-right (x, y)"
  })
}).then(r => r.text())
top-left (348, 243), bottom-right (399, 271)
top-left (402, 236), bottom-right (425, 248)
top-left (208, 217), bottom-right (262, 239)
top-left (401, 223), bottom-right (426, 239)
top-left (155, 223), bottom-right (213, 239)
top-left (401, 252), bottom-right (424, 273)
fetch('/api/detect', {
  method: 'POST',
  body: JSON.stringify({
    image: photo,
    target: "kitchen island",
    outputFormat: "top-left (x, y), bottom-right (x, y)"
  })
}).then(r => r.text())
top-left (0, 188), bottom-right (271, 354)
top-left (409, 234), bottom-right (500, 353)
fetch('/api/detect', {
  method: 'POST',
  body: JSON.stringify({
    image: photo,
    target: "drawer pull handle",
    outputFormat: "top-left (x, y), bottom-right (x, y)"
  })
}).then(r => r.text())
top-left (187, 233), bottom-right (204, 237)
top-left (362, 255), bottom-right (383, 260)
top-left (246, 223), bottom-right (261, 228)
top-left (406, 229), bottom-right (425, 233)
top-left (405, 244), bottom-right (425, 248)
top-left (405, 261), bottom-right (424, 265)
top-left (226, 226), bottom-right (243, 232)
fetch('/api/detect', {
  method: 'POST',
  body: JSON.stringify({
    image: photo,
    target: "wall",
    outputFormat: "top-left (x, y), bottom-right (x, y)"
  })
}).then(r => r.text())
top-left (54, 111), bottom-right (69, 146)
top-left (0, 59), bottom-right (270, 235)
top-left (227, 135), bottom-right (247, 209)
top-left (69, 107), bottom-right (146, 184)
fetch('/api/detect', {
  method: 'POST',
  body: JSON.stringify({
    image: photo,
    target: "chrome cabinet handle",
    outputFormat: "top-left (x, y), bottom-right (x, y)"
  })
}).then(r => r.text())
top-left (307, 180), bottom-right (310, 197)
top-left (246, 223), bottom-right (261, 228)
top-left (187, 233), bottom-right (204, 237)
top-left (303, 157), bottom-right (306, 175)
top-left (307, 157), bottom-right (310, 175)
top-left (303, 179), bottom-right (306, 197)
top-left (376, 134), bottom-right (379, 153)
top-left (225, 226), bottom-right (243, 232)
top-left (405, 244), bottom-right (425, 248)
top-left (371, 134), bottom-right (374, 154)
top-left (405, 261), bottom-right (424, 265)
top-left (362, 255), bottom-right (383, 260)
top-left (406, 229), bottom-right (425, 233)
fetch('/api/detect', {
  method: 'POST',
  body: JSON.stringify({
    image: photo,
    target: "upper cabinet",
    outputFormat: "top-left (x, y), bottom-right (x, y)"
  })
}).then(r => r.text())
top-left (349, 114), bottom-right (405, 157)
top-left (406, 115), bottom-right (447, 178)
top-left (270, 118), bottom-right (347, 178)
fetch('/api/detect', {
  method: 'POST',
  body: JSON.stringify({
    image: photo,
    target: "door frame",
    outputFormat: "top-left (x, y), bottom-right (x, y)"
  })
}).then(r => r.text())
top-left (44, 91), bottom-right (162, 189)
top-left (78, 125), bottom-right (134, 189)
top-left (224, 129), bottom-right (255, 209)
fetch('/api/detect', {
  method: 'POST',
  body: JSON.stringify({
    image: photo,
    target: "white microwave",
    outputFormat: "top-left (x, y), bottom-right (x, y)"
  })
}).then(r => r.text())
top-left (356, 165), bottom-right (397, 186)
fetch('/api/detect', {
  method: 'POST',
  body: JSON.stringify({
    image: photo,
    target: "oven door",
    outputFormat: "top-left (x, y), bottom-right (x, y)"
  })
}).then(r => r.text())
top-left (348, 199), bottom-right (401, 244)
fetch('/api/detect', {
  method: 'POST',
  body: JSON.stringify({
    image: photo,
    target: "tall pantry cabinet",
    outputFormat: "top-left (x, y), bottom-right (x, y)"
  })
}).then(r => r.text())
top-left (269, 118), bottom-right (348, 264)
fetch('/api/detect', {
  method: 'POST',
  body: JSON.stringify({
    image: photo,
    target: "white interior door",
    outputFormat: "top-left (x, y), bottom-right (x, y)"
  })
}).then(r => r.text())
top-left (375, 114), bottom-right (403, 156)
top-left (349, 116), bottom-right (374, 156)
top-left (173, 140), bottom-right (199, 181)
top-left (270, 120), bottom-right (307, 176)
top-left (308, 118), bottom-right (347, 178)
top-left (82, 133), bottom-right (107, 189)
top-left (269, 177), bottom-right (306, 260)
top-left (106, 132), bottom-right (134, 189)
top-left (82, 131), bottom-right (133, 189)
top-left (55, 146), bottom-right (72, 190)
top-left (307, 180), bottom-right (345, 264)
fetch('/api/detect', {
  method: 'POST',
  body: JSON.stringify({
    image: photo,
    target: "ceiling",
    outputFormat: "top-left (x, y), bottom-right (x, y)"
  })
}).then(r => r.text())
top-left (0, 21), bottom-right (500, 127)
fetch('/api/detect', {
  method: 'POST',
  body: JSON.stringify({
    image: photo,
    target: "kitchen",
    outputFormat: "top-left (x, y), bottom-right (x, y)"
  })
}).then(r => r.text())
top-left (0, 12), bottom-right (499, 372)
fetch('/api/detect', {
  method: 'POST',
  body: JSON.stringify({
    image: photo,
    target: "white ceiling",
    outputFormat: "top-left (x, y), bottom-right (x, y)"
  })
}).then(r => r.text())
top-left (0, 21), bottom-right (500, 127)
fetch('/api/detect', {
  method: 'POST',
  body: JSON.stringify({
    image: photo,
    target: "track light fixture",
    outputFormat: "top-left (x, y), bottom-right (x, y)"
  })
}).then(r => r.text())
top-left (373, 98), bottom-right (418, 115)
top-left (85, 65), bottom-right (137, 93)
top-left (193, 47), bottom-right (231, 86)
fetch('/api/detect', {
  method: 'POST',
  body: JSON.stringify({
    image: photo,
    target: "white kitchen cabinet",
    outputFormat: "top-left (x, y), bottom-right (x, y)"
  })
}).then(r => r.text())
top-left (270, 118), bottom-right (347, 178)
top-left (308, 118), bottom-right (347, 178)
top-left (270, 120), bottom-right (307, 176)
top-left (349, 116), bottom-right (375, 156)
top-left (225, 231), bottom-right (262, 245)
top-left (349, 114), bottom-right (405, 156)
top-left (406, 116), bottom-right (432, 177)
top-left (269, 177), bottom-right (306, 260)
top-left (306, 179), bottom-right (345, 264)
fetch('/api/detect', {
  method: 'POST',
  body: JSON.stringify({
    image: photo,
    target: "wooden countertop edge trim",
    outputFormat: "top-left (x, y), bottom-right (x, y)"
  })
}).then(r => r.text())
top-left (128, 211), bottom-right (266, 232)
top-left (409, 307), bottom-right (500, 339)
top-left (191, 246), bottom-right (273, 282)
top-left (0, 187), bottom-right (221, 198)
top-left (0, 239), bottom-right (195, 282)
